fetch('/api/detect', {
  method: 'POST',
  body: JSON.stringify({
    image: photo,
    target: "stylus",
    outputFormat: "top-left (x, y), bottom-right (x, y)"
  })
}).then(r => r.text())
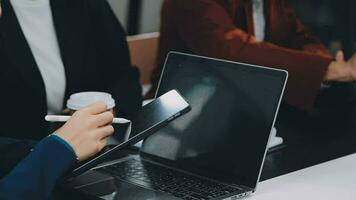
top-left (45, 115), bottom-right (131, 124)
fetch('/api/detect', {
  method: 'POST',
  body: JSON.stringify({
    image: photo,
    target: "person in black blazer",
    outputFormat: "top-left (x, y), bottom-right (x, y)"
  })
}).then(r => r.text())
top-left (0, 0), bottom-right (142, 140)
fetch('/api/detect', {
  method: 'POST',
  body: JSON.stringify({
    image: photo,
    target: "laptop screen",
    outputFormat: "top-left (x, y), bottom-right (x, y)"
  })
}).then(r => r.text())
top-left (141, 52), bottom-right (287, 189)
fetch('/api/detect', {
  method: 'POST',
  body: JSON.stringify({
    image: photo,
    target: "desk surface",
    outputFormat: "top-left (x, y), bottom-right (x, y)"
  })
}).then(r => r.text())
top-left (248, 153), bottom-right (356, 200)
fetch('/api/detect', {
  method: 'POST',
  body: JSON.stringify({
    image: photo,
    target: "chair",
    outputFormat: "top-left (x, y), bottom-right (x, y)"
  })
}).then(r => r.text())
top-left (127, 32), bottom-right (160, 85)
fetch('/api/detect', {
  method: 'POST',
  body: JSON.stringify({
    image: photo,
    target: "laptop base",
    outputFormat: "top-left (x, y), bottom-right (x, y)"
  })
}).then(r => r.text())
top-left (66, 156), bottom-right (252, 200)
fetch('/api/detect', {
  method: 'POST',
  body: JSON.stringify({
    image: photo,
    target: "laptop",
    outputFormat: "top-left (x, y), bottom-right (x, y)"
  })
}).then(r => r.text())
top-left (69, 52), bottom-right (288, 200)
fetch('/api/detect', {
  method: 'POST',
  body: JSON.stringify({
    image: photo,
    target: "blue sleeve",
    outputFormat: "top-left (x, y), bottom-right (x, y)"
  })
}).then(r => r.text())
top-left (0, 135), bottom-right (77, 200)
top-left (0, 138), bottom-right (37, 178)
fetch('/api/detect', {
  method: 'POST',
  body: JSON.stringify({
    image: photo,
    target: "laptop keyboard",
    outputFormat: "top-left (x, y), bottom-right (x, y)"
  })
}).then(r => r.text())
top-left (97, 159), bottom-right (245, 200)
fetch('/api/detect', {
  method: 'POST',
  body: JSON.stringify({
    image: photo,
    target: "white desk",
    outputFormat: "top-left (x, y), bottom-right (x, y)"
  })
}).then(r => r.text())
top-left (246, 153), bottom-right (356, 200)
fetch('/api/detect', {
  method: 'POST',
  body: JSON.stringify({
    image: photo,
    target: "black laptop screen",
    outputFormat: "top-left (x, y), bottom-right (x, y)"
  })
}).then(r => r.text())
top-left (141, 53), bottom-right (287, 189)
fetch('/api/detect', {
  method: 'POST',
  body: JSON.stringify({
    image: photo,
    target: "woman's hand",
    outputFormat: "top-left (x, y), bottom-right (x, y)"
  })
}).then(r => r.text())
top-left (348, 53), bottom-right (356, 70)
top-left (0, 0), bottom-right (2, 17)
top-left (54, 102), bottom-right (114, 161)
top-left (324, 51), bottom-right (356, 82)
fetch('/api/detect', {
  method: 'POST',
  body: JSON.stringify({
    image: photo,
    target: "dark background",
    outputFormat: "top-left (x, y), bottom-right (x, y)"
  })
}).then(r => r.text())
top-left (289, 0), bottom-right (355, 58)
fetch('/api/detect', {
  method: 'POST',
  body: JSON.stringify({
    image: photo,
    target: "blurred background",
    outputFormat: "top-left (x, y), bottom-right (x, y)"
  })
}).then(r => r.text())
top-left (108, 0), bottom-right (355, 58)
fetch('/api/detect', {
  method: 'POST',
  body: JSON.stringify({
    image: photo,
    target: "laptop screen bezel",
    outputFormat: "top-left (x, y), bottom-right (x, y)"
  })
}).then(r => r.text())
top-left (139, 51), bottom-right (288, 190)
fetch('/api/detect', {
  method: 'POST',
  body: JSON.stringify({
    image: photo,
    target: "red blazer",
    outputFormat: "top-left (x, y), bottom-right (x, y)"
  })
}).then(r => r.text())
top-left (153, 0), bottom-right (333, 111)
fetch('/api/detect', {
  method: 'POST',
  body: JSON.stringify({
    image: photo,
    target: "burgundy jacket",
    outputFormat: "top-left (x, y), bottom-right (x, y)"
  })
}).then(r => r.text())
top-left (152, 0), bottom-right (333, 111)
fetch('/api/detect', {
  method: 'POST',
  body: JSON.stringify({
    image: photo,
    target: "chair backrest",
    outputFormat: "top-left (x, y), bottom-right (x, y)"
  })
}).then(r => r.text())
top-left (127, 32), bottom-right (160, 84)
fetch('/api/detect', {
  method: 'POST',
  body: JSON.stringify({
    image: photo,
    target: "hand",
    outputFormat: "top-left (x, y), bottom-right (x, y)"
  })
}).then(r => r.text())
top-left (348, 53), bottom-right (356, 69)
top-left (324, 51), bottom-right (356, 82)
top-left (54, 102), bottom-right (114, 161)
top-left (225, 29), bottom-right (257, 43)
top-left (62, 108), bottom-right (116, 116)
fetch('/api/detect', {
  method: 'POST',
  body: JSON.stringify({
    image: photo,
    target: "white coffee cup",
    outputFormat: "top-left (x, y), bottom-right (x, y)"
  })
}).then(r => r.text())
top-left (67, 92), bottom-right (116, 112)
top-left (66, 92), bottom-right (132, 144)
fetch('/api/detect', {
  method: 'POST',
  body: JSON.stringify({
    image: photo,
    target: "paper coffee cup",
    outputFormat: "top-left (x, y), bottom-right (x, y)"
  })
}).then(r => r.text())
top-left (66, 92), bottom-right (132, 145)
top-left (67, 92), bottom-right (116, 111)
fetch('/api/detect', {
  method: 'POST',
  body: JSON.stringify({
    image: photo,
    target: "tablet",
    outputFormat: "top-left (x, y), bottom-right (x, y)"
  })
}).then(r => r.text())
top-left (67, 90), bottom-right (191, 177)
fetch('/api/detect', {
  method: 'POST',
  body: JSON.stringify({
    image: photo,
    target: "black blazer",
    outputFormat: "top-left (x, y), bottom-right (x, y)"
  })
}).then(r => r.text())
top-left (0, 0), bottom-right (142, 140)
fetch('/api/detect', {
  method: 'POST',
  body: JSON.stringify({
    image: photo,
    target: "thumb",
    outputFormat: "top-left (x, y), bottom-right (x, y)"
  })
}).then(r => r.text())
top-left (335, 50), bottom-right (344, 62)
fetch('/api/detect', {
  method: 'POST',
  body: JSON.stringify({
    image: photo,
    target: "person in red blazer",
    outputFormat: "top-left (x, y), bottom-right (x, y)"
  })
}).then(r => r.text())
top-left (150, 0), bottom-right (356, 111)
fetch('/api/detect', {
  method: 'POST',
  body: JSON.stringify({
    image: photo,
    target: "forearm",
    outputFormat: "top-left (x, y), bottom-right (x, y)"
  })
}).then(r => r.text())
top-left (0, 135), bottom-right (77, 200)
top-left (223, 38), bottom-right (332, 111)
top-left (0, 138), bottom-right (37, 178)
top-left (302, 43), bottom-right (332, 58)
top-left (181, 28), bottom-right (333, 111)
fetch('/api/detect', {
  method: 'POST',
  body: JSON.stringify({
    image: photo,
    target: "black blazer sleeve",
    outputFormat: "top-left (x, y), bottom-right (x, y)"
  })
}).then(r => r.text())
top-left (87, 0), bottom-right (142, 118)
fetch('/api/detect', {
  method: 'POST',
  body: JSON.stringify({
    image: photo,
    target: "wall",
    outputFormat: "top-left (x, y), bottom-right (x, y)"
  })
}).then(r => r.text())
top-left (139, 0), bottom-right (163, 33)
top-left (107, 0), bottom-right (163, 34)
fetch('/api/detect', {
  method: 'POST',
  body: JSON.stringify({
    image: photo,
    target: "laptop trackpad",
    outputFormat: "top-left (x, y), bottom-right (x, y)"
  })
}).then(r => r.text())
top-left (77, 177), bottom-right (180, 199)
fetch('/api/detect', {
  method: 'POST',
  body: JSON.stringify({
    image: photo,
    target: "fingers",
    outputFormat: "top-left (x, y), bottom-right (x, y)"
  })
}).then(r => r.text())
top-left (84, 102), bottom-right (108, 115)
top-left (96, 125), bottom-right (114, 140)
top-left (0, 1), bottom-right (2, 17)
top-left (335, 50), bottom-right (344, 62)
top-left (95, 111), bottom-right (114, 127)
top-left (98, 139), bottom-right (108, 151)
top-left (91, 126), bottom-right (112, 156)
top-left (349, 53), bottom-right (356, 67)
